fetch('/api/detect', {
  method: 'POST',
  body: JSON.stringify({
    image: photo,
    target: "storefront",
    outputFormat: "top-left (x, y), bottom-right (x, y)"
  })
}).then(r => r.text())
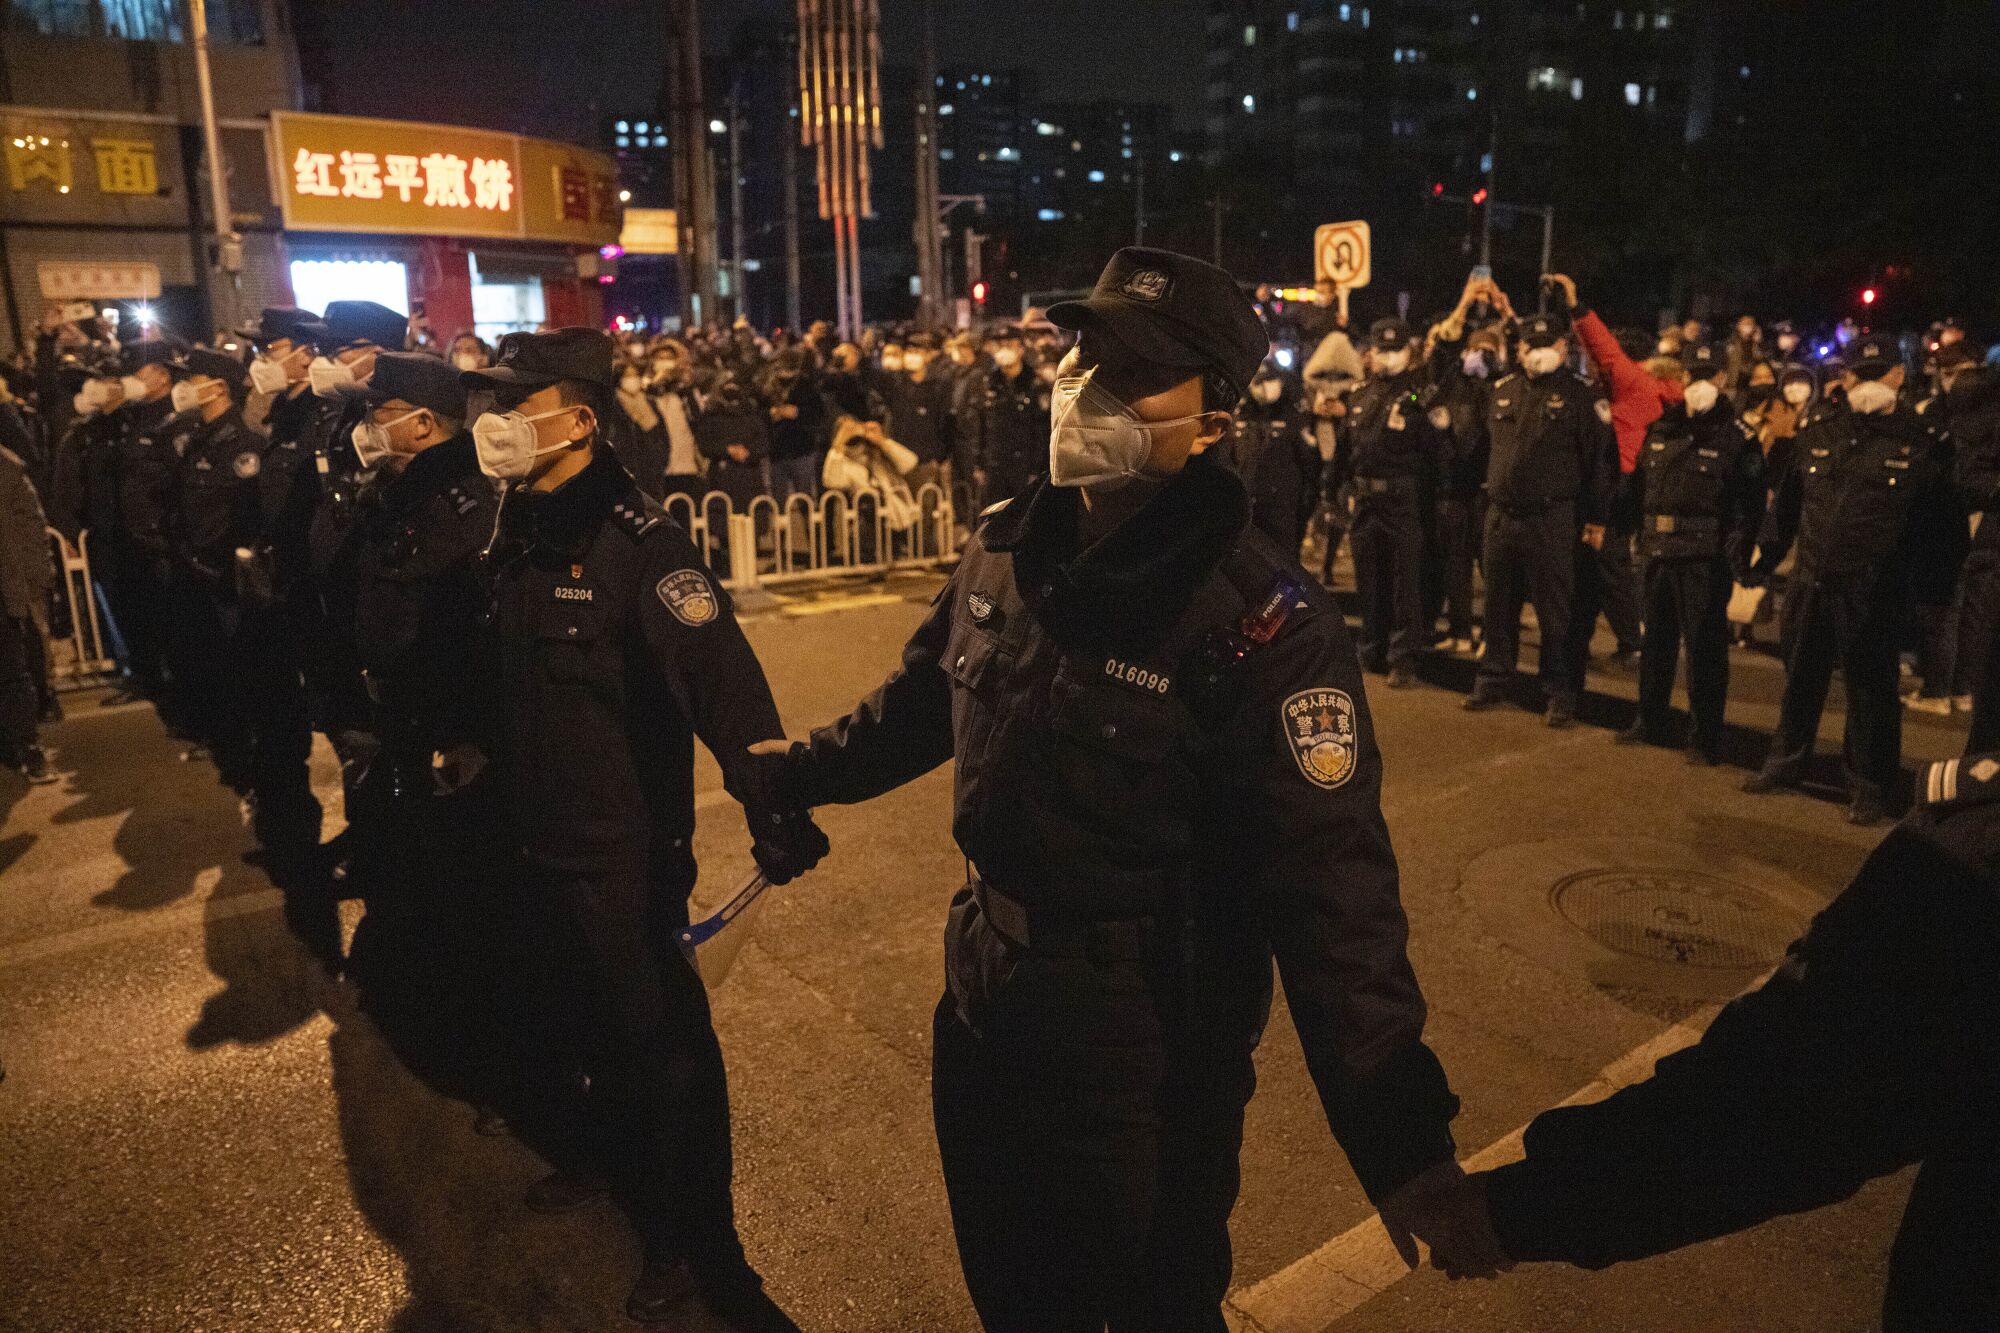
top-left (269, 111), bottom-right (623, 347)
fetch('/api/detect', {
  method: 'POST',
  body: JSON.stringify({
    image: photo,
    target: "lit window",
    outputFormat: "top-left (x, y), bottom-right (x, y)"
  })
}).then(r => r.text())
top-left (1571, 77), bottom-right (1584, 99)
top-left (1529, 66), bottom-right (1560, 90)
top-left (1169, 151), bottom-right (1183, 163)
top-left (1739, 65), bottom-right (1751, 78)
top-left (1339, 2), bottom-right (1351, 17)
top-left (1624, 82), bottom-right (1641, 106)
top-left (1121, 134), bottom-right (1133, 145)
top-left (1361, 7), bottom-right (1370, 27)
top-left (1470, 11), bottom-right (1479, 24)
top-left (616, 120), bottom-right (630, 133)
top-left (616, 136), bottom-right (630, 147)
top-left (636, 121), bottom-right (649, 133)
top-left (1122, 148), bottom-right (1132, 159)
top-left (1088, 169), bottom-right (1106, 183)
top-left (1636, 11), bottom-right (1648, 30)
top-left (1654, 10), bottom-right (1671, 27)
top-left (1647, 84), bottom-right (1657, 104)
top-left (1242, 94), bottom-right (1256, 112)
top-left (1613, 9), bottom-right (1623, 27)
top-left (995, 146), bottom-right (1018, 161)
top-left (1053, 167), bottom-right (1065, 179)
top-left (1288, 11), bottom-right (1299, 31)
top-left (939, 148), bottom-right (954, 160)
top-left (938, 103), bottom-right (953, 115)
top-left (1244, 24), bottom-right (1256, 45)
top-left (1037, 121), bottom-right (1059, 136)
top-left (290, 260), bottom-right (409, 320)
top-left (1467, 87), bottom-right (1478, 101)
top-left (1071, 140), bottom-right (1082, 152)
top-left (1038, 208), bottom-right (1064, 222)
top-left (981, 74), bottom-right (991, 86)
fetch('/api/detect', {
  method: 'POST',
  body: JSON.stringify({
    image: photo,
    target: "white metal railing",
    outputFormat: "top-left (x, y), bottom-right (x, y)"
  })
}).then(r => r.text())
top-left (666, 483), bottom-right (962, 591)
top-left (49, 527), bottom-right (118, 686)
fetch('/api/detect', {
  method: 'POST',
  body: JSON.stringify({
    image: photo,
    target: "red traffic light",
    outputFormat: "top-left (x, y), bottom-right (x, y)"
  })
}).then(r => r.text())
top-left (1861, 287), bottom-right (1878, 306)
top-left (1471, 187), bottom-right (1488, 205)
top-left (972, 280), bottom-right (989, 305)
top-left (1432, 181), bottom-right (1445, 197)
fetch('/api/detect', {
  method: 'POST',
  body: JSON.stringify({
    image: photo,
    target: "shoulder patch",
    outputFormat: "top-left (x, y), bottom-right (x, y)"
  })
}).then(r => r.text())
top-left (612, 494), bottom-right (664, 541)
top-left (447, 483), bottom-right (482, 517)
top-left (232, 450), bottom-right (261, 479)
top-left (1922, 754), bottom-right (2000, 809)
top-left (656, 568), bottom-right (719, 626)
top-left (1594, 399), bottom-right (1613, 425)
top-left (1282, 688), bottom-right (1358, 790)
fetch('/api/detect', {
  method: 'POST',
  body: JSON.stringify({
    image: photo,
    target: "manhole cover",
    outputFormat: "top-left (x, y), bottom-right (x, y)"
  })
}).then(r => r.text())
top-left (1459, 838), bottom-right (1827, 1000)
top-left (1551, 868), bottom-right (1799, 969)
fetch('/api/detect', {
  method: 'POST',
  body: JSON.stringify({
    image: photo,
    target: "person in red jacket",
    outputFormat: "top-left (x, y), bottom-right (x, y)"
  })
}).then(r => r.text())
top-left (1547, 275), bottom-right (1650, 673)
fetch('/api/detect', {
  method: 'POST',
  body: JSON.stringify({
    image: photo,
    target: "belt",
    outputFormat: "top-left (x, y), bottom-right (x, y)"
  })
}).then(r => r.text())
top-left (1356, 475), bottom-right (1416, 495)
top-left (972, 876), bottom-right (1152, 962)
top-left (1647, 514), bottom-right (1719, 535)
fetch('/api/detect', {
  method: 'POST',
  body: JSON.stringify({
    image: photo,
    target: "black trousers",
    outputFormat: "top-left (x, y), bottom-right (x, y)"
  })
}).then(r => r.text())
top-left (1758, 576), bottom-right (1902, 804)
top-left (1350, 490), bottom-right (1425, 669)
top-left (1959, 541), bottom-right (2000, 752)
top-left (0, 613), bottom-right (39, 762)
top-left (238, 601), bottom-right (320, 864)
top-left (1566, 523), bottom-right (1644, 684)
top-left (1437, 496), bottom-right (1481, 641)
top-left (165, 567), bottom-right (251, 783)
top-left (1635, 557), bottom-right (1732, 750)
top-left (534, 859), bottom-right (741, 1268)
top-left (931, 888), bottom-right (1263, 1333)
top-left (1477, 503), bottom-right (1578, 704)
top-left (112, 555), bottom-right (171, 696)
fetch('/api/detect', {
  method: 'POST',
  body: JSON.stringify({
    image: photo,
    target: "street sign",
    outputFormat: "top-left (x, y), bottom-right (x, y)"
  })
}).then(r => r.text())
top-left (38, 260), bottom-right (160, 300)
top-left (1314, 220), bottom-right (1371, 289)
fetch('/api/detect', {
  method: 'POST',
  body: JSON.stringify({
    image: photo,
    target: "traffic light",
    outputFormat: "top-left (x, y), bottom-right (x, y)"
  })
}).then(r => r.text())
top-left (972, 280), bottom-right (989, 307)
top-left (1471, 187), bottom-right (1488, 205)
top-left (1431, 181), bottom-right (1445, 197)
top-left (1861, 287), bottom-right (1878, 306)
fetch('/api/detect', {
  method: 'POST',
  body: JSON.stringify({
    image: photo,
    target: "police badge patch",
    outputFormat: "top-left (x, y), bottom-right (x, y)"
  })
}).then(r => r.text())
top-left (1120, 269), bottom-right (1171, 302)
top-left (232, 451), bottom-right (261, 479)
top-left (657, 569), bottom-right (719, 627)
top-left (1282, 688), bottom-right (1357, 790)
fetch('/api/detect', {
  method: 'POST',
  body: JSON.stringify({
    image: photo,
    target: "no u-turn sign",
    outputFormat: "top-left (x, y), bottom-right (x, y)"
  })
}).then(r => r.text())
top-left (1314, 220), bottom-right (1372, 289)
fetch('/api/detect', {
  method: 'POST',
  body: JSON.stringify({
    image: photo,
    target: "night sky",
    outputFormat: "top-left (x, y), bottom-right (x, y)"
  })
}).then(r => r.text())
top-left (308, 0), bottom-right (1206, 147)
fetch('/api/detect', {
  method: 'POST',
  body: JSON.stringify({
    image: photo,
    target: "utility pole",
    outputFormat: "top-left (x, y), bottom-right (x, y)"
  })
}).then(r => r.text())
top-left (912, 0), bottom-right (945, 330)
top-left (782, 97), bottom-right (802, 331)
top-left (188, 0), bottom-right (240, 336)
top-left (666, 0), bottom-right (718, 328)
top-left (728, 78), bottom-right (746, 320)
top-left (1479, 108), bottom-right (1498, 269)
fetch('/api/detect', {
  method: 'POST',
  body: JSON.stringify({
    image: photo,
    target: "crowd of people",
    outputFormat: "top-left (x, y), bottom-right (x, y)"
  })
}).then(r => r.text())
top-left (0, 251), bottom-right (1994, 1330)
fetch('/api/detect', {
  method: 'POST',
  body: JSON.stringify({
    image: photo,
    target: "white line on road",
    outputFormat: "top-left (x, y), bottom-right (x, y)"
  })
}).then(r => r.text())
top-left (1222, 1008), bottom-right (1722, 1333)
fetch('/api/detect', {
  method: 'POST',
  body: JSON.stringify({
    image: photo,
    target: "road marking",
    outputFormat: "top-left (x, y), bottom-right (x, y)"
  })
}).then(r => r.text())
top-left (780, 591), bottom-right (909, 617)
top-left (1222, 1007), bottom-right (1722, 1333)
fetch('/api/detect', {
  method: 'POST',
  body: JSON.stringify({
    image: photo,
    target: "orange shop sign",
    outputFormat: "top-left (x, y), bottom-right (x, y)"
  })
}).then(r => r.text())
top-left (269, 111), bottom-right (620, 248)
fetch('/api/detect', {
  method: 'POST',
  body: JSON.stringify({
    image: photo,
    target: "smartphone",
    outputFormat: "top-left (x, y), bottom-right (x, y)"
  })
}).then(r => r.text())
top-left (1470, 265), bottom-right (1492, 283)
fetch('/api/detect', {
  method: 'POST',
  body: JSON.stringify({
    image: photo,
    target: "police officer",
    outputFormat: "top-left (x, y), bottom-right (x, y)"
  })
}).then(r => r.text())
top-left (1423, 313), bottom-right (1500, 654)
top-left (343, 353), bottom-right (509, 1087)
top-left (1339, 318), bottom-right (1448, 686)
top-left (1615, 344), bottom-right (1765, 763)
top-left (1465, 313), bottom-right (1613, 726)
top-left (109, 338), bottom-right (184, 707)
top-left (966, 326), bottom-right (1046, 509)
top-left (1931, 344), bottom-right (2000, 750)
top-left (1470, 751), bottom-right (2000, 1331)
top-left (162, 348), bottom-right (265, 787)
top-left (1744, 336), bottom-right (1957, 825)
top-left (766, 248), bottom-right (1493, 1330)
top-left (1218, 356), bottom-right (1318, 553)
top-left (470, 329), bottom-right (826, 1331)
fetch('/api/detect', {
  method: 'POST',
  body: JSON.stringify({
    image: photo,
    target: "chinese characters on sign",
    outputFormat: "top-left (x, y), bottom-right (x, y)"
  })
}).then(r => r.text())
top-left (7, 133), bottom-right (74, 194)
top-left (92, 138), bottom-right (158, 195)
top-left (37, 261), bottom-right (163, 300)
top-left (292, 147), bottom-right (511, 213)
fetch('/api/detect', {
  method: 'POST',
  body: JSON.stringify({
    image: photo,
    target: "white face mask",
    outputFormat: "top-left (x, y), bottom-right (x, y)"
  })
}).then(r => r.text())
top-left (1047, 368), bottom-right (1204, 489)
top-left (351, 408), bottom-right (423, 469)
top-left (1251, 379), bottom-right (1284, 405)
top-left (119, 375), bottom-right (147, 402)
top-left (248, 357), bottom-right (291, 395)
top-left (452, 351), bottom-right (484, 372)
top-left (308, 355), bottom-right (354, 398)
top-left (1523, 346), bottom-right (1564, 376)
top-left (1782, 381), bottom-right (1812, 407)
top-left (992, 347), bottom-right (1022, 370)
top-left (472, 405), bottom-right (582, 481)
top-left (1375, 348), bottom-right (1411, 376)
top-left (1683, 380), bottom-right (1722, 415)
top-left (1776, 334), bottom-right (1799, 354)
top-left (76, 379), bottom-right (119, 414)
top-left (170, 379), bottom-right (218, 416)
top-left (1846, 380), bottom-right (1898, 415)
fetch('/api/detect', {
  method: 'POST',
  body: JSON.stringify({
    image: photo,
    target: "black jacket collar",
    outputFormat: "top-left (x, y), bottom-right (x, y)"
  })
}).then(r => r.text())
top-left (986, 454), bottom-right (1251, 649)
top-left (517, 446), bottom-right (637, 554)
top-left (384, 433), bottom-right (479, 512)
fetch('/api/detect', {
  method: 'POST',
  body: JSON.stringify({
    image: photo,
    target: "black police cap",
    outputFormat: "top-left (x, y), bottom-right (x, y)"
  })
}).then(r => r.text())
top-left (321, 300), bottom-right (408, 352)
top-left (240, 305), bottom-right (325, 349)
top-left (1518, 313), bottom-right (1569, 348)
top-left (1369, 318), bottom-right (1414, 352)
top-left (361, 351), bottom-right (470, 419)
top-left (1777, 360), bottom-right (1816, 386)
top-left (120, 335), bottom-right (184, 375)
top-left (462, 327), bottom-right (616, 392)
top-left (178, 346), bottom-right (248, 393)
top-left (1846, 336), bottom-right (1899, 378)
top-left (1680, 342), bottom-right (1726, 373)
top-left (1046, 247), bottom-right (1269, 395)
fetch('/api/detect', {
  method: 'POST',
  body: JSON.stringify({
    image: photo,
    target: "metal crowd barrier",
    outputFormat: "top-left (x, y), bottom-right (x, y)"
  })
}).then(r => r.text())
top-left (663, 482), bottom-right (963, 592)
top-left (48, 527), bottom-right (118, 687)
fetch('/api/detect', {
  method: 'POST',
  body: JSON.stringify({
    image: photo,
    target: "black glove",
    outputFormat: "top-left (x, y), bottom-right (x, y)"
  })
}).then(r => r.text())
top-left (750, 807), bottom-right (830, 886)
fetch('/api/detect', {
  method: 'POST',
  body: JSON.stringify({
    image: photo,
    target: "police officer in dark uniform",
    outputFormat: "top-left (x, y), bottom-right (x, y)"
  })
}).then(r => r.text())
top-left (470, 329), bottom-right (827, 1331)
top-left (766, 248), bottom-right (1494, 1331)
top-left (1426, 325), bottom-right (1500, 653)
top-left (1339, 318), bottom-right (1448, 686)
top-left (110, 338), bottom-right (186, 707)
top-left (1615, 343), bottom-right (1765, 763)
top-left (1922, 343), bottom-right (2000, 747)
top-left (1217, 356), bottom-right (1317, 553)
top-left (966, 326), bottom-right (1047, 509)
top-left (162, 348), bottom-right (266, 787)
top-left (1465, 313), bottom-right (1613, 726)
top-left (1744, 336), bottom-right (1957, 825)
top-left (343, 353), bottom-right (510, 1086)
top-left (1471, 751), bottom-right (2000, 1331)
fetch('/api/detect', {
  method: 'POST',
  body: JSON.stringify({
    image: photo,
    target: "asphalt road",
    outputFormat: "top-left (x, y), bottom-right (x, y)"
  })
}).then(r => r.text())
top-left (0, 572), bottom-right (1968, 1333)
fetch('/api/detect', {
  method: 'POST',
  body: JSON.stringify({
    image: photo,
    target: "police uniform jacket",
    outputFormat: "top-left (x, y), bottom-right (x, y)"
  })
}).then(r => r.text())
top-left (352, 435), bottom-right (498, 763)
top-left (1220, 390), bottom-right (1318, 550)
top-left (47, 411), bottom-right (121, 549)
top-left (1927, 369), bottom-right (2000, 540)
top-left (1630, 401), bottom-right (1765, 565)
top-left (788, 455), bottom-right (1459, 1201)
top-left (489, 449), bottom-right (785, 885)
top-left (970, 365), bottom-right (1048, 501)
top-left (1337, 368), bottom-right (1449, 499)
top-left (1482, 368), bottom-right (1613, 524)
top-left (1425, 365), bottom-right (1494, 503)
top-left (113, 397), bottom-right (180, 563)
top-left (166, 407), bottom-right (266, 587)
top-left (1758, 403), bottom-right (1957, 598)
